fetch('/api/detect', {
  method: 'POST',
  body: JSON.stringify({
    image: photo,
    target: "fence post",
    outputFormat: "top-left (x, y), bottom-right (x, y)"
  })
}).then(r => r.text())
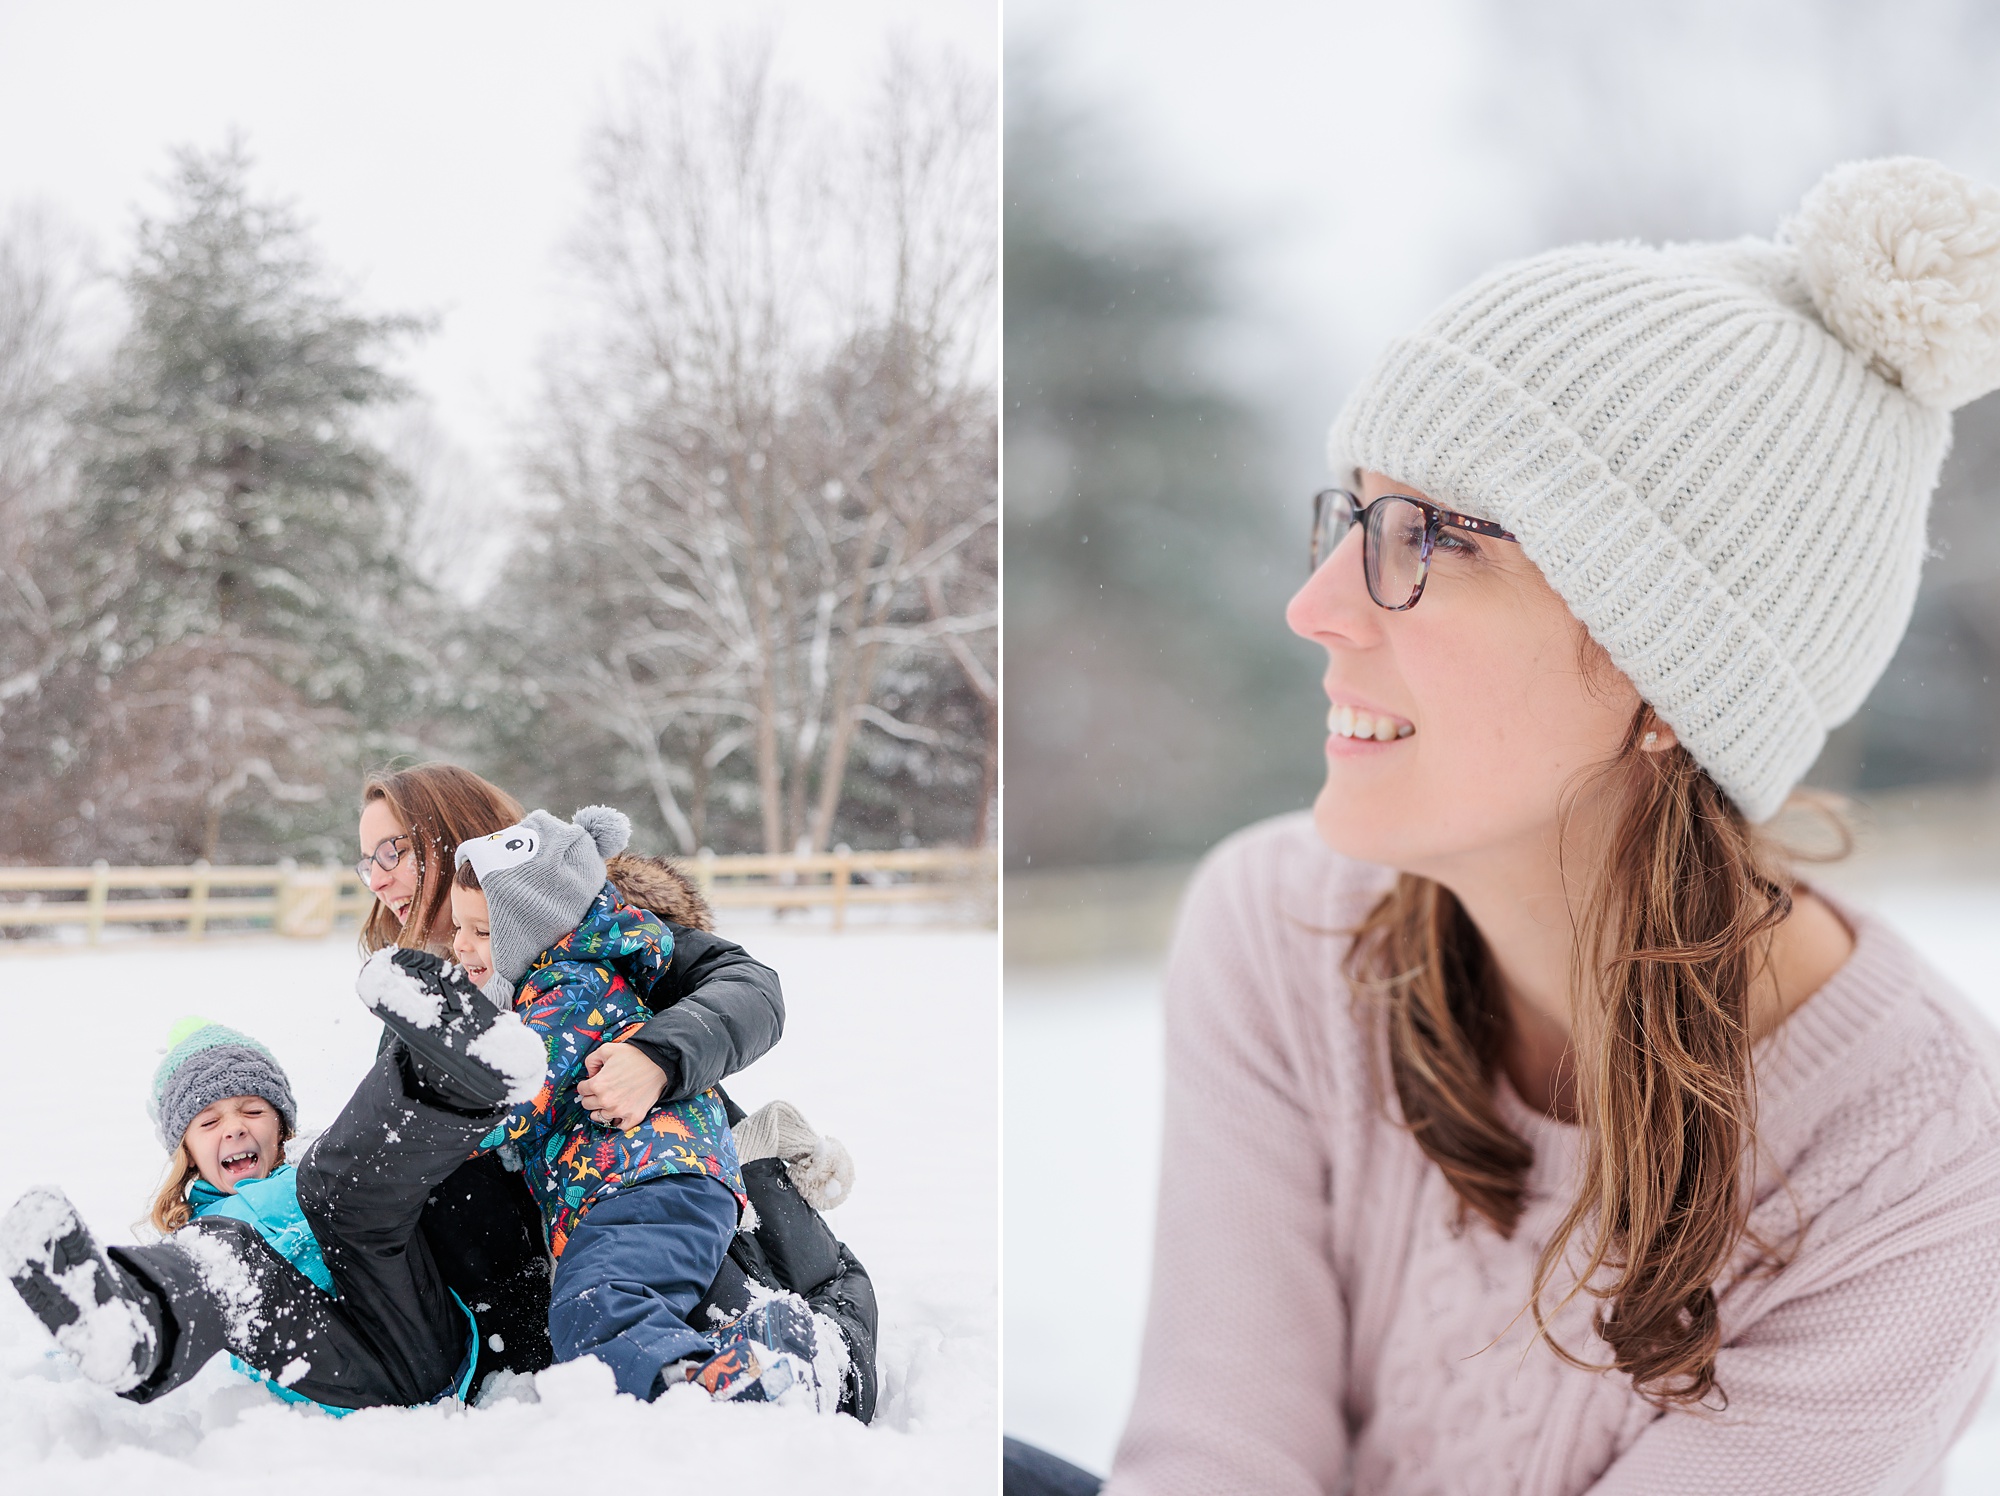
top-left (85, 860), bottom-right (110, 945)
top-left (272, 858), bottom-right (296, 937)
top-left (187, 859), bottom-right (211, 940)
top-left (832, 847), bottom-right (852, 932)
top-left (274, 860), bottom-right (336, 939)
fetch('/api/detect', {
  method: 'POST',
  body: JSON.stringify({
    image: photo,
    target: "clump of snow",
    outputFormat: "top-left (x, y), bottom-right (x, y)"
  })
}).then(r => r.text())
top-left (276, 1357), bottom-right (310, 1387)
top-left (56, 1285), bottom-right (152, 1392)
top-left (466, 1011), bottom-right (547, 1104)
top-left (0, 1184), bottom-right (73, 1275)
top-left (175, 1229), bottom-right (265, 1345)
top-left (0, 924), bottom-right (996, 1494)
top-left (354, 948), bottom-right (442, 1030)
top-left (810, 1305), bottom-right (853, 1416)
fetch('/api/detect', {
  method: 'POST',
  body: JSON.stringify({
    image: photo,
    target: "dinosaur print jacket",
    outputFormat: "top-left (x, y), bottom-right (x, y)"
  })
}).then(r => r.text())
top-left (476, 883), bottom-right (745, 1256)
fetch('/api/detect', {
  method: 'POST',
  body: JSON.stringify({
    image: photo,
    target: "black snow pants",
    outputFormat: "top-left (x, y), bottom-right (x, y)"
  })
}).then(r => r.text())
top-left (419, 1090), bottom-right (881, 1419)
top-left (112, 1045), bottom-right (499, 1409)
top-left (693, 1155), bottom-right (882, 1422)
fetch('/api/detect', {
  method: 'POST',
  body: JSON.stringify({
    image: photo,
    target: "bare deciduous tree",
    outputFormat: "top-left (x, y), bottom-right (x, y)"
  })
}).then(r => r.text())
top-left (519, 36), bottom-right (996, 853)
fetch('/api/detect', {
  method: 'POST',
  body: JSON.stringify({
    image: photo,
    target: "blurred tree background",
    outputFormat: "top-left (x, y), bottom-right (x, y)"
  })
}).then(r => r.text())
top-left (1004, 59), bottom-right (1323, 872)
top-left (1003, 0), bottom-right (2000, 885)
top-left (0, 37), bottom-right (995, 866)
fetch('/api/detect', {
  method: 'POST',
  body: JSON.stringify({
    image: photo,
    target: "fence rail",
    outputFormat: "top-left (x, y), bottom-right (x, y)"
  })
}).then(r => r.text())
top-left (0, 847), bottom-right (995, 946)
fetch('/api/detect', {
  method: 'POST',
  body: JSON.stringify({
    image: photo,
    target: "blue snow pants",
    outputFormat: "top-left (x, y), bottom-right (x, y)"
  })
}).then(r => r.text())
top-left (547, 1174), bottom-right (739, 1399)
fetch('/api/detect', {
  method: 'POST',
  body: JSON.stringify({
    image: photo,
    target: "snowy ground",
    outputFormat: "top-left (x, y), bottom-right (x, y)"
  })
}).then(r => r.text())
top-left (0, 921), bottom-right (998, 1494)
top-left (1005, 881), bottom-right (2000, 1489)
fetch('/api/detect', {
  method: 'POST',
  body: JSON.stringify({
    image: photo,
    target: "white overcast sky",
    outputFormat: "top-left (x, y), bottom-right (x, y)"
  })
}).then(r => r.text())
top-left (0, 0), bottom-right (997, 516)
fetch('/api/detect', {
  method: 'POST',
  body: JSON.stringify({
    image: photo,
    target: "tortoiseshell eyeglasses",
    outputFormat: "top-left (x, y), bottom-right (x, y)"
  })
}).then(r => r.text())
top-left (1310, 487), bottom-right (1518, 611)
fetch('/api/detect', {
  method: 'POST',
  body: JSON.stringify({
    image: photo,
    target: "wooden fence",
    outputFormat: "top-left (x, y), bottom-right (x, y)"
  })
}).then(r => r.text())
top-left (0, 847), bottom-right (995, 946)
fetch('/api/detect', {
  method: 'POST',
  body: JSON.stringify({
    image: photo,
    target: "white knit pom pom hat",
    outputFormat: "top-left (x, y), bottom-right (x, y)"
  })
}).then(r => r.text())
top-left (1328, 156), bottom-right (2000, 820)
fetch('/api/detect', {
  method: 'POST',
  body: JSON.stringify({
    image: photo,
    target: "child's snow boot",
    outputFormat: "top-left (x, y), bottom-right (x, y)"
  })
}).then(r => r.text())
top-left (675, 1292), bottom-right (836, 1411)
top-left (1, 1186), bottom-right (163, 1392)
top-left (356, 947), bottom-right (537, 1111)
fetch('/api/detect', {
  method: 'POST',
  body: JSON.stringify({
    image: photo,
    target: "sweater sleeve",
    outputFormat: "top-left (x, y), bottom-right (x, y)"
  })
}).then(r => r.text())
top-left (1107, 831), bottom-right (1353, 1496)
top-left (1588, 1144), bottom-right (2000, 1494)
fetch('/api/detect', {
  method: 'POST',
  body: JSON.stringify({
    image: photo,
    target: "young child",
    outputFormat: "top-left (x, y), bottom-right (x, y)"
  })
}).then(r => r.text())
top-left (2, 1019), bottom-right (487, 1411)
top-left (362, 804), bottom-right (836, 1407)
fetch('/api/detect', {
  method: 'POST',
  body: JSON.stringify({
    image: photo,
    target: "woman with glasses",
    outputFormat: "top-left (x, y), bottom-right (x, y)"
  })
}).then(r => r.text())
top-left (350, 762), bottom-right (877, 1416)
top-left (1014, 157), bottom-right (2000, 1495)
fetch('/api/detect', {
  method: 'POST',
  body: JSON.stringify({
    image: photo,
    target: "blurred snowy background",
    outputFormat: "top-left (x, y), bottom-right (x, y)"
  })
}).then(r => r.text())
top-left (1003, 0), bottom-right (2000, 1483)
top-left (0, 0), bottom-right (997, 865)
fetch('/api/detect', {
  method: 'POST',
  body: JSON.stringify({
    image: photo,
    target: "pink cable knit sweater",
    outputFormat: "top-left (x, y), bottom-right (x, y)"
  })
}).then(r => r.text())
top-left (1108, 815), bottom-right (2000, 1496)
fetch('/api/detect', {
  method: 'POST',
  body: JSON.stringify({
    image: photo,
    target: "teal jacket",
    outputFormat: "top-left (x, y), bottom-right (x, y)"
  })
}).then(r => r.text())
top-left (189, 1165), bottom-right (477, 1412)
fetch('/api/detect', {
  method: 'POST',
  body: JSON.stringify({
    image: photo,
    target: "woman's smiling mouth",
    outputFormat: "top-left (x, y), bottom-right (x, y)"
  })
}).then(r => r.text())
top-left (1328, 701), bottom-right (1414, 742)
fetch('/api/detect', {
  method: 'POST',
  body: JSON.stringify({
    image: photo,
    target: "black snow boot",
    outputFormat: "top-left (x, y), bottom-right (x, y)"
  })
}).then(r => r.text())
top-left (356, 947), bottom-right (521, 1111)
top-left (2, 1186), bottom-right (164, 1392)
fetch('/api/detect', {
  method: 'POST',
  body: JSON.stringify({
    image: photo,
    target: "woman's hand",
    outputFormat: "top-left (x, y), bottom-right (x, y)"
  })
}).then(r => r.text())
top-left (576, 1043), bottom-right (670, 1130)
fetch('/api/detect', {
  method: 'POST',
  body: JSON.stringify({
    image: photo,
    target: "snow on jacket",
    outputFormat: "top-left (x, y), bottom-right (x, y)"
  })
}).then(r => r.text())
top-left (189, 1165), bottom-right (478, 1411)
top-left (476, 881), bottom-right (746, 1257)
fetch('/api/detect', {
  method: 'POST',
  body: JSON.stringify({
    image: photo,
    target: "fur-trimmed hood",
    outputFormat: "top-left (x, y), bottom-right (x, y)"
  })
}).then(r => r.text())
top-left (605, 853), bottom-right (715, 933)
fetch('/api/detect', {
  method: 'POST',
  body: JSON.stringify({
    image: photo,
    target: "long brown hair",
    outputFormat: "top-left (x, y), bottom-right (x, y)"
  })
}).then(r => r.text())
top-left (1346, 708), bottom-right (1807, 1408)
top-left (149, 1124), bottom-right (295, 1234)
top-left (359, 763), bottom-right (523, 954)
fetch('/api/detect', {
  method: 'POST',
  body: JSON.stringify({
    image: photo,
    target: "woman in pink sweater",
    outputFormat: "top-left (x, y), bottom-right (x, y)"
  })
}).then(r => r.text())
top-left (1009, 157), bottom-right (2000, 1496)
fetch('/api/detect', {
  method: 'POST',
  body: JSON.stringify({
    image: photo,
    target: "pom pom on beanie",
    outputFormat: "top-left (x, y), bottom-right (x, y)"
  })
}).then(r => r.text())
top-left (572, 805), bottom-right (632, 858)
top-left (1788, 156), bottom-right (2000, 410)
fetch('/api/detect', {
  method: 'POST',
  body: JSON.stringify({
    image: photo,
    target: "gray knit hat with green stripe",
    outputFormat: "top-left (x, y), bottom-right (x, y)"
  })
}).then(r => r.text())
top-left (148, 1017), bottom-right (298, 1150)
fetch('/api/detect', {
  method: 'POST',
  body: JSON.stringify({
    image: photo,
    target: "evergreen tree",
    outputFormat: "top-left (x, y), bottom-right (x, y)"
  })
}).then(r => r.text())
top-left (43, 145), bottom-right (424, 862)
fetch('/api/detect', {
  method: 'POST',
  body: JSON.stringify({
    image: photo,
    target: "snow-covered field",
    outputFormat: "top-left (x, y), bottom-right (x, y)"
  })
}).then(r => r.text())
top-left (0, 921), bottom-right (999, 1494)
top-left (1006, 882), bottom-right (2000, 1489)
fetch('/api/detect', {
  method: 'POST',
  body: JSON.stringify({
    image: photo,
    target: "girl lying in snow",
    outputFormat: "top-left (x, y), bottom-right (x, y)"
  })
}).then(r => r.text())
top-left (359, 803), bottom-right (842, 1408)
top-left (2, 1019), bottom-right (491, 1411)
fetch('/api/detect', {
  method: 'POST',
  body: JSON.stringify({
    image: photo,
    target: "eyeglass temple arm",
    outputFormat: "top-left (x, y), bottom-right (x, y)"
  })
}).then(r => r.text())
top-left (1437, 510), bottom-right (1516, 540)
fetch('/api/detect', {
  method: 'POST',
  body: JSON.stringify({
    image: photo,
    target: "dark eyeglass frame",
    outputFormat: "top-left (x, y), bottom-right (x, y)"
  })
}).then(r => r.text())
top-left (1310, 487), bottom-right (1519, 611)
top-left (354, 833), bottom-right (413, 885)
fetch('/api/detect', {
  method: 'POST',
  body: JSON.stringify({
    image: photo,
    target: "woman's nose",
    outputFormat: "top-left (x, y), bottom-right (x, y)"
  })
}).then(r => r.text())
top-left (1286, 524), bottom-right (1377, 644)
top-left (367, 860), bottom-right (394, 892)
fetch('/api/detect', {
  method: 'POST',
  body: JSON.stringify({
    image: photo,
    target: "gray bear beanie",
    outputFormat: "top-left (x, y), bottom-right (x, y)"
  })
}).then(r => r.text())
top-left (1328, 156), bottom-right (2000, 820)
top-left (149, 1017), bottom-right (298, 1150)
top-left (455, 806), bottom-right (633, 985)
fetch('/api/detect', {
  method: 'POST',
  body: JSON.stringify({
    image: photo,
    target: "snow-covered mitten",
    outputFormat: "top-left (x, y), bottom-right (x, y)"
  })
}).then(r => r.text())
top-left (732, 1100), bottom-right (856, 1211)
top-left (675, 1292), bottom-right (835, 1412)
top-left (356, 948), bottom-right (542, 1111)
top-left (0, 1187), bottom-right (163, 1392)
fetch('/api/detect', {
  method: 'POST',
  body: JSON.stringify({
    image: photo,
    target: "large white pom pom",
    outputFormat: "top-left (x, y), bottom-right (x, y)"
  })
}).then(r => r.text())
top-left (1787, 156), bottom-right (2000, 410)
top-left (571, 804), bottom-right (631, 858)
top-left (734, 1099), bottom-right (857, 1212)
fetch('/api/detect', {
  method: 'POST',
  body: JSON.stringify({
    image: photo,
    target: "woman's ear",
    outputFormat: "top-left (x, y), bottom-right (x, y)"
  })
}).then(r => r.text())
top-left (1639, 715), bottom-right (1680, 753)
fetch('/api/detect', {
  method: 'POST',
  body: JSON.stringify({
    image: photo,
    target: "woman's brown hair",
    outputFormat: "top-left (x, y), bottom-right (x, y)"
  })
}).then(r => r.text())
top-left (359, 763), bottom-right (523, 954)
top-left (149, 1123), bottom-right (296, 1234)
top-left (1346, 708), bottom-right (1812, 1408)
